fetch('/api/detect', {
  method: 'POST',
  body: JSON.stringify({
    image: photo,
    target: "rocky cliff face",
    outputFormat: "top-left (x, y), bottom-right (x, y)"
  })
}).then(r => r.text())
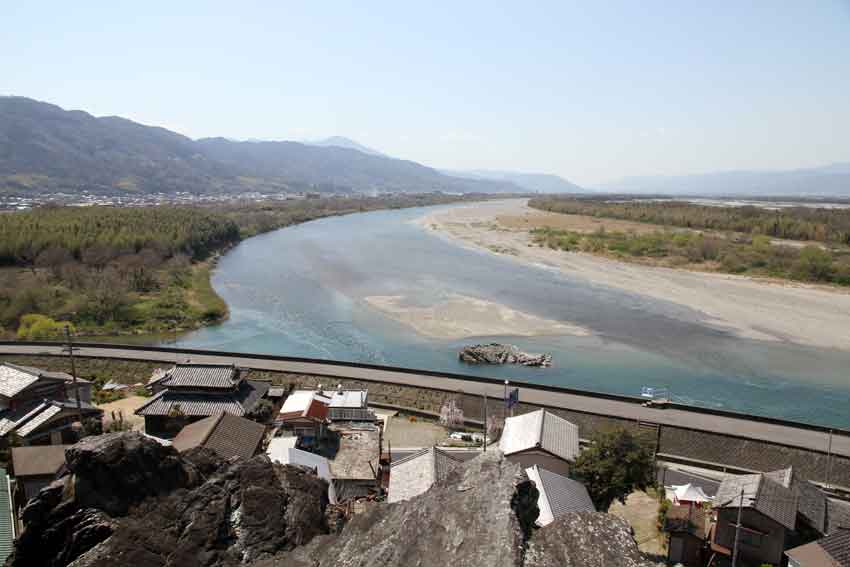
top-left (8, 433), bottom-right (656, 567)
top-left (7, 432), bottom-right (329, 567)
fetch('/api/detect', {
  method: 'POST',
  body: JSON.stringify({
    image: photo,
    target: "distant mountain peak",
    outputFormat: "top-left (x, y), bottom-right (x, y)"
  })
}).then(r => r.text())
top-left (307, 136), bottom-right (385, 157)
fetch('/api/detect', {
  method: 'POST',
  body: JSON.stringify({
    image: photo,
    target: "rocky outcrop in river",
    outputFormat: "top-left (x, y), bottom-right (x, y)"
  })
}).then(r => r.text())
top-left (7, 433), bottom-right (656, 567)
top-left (459, 343), bottom-right (552, 367)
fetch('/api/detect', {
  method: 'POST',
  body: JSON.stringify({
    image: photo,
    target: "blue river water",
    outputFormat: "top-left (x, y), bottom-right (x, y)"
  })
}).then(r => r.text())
top-left (180, 204), bottom-right (850, 428)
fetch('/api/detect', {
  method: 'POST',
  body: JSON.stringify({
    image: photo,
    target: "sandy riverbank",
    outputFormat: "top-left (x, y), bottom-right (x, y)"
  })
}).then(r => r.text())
top-left (417, 199), bottom-right (850, 350)
top-left (364, 293), bottom-right (590, 339)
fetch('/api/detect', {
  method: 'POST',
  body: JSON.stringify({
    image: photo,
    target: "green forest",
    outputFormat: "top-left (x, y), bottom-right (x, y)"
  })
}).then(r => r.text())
top-left (528, 197), bottom-right (850, 286)
top-left (0, 193), bottom-right (469, 339)
top-left (528, 197), bottom-right (850, 245)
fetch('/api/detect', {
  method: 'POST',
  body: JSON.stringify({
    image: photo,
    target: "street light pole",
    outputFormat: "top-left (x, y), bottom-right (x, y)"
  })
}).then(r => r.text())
top-left (731, 488), bottom-right (744, 567)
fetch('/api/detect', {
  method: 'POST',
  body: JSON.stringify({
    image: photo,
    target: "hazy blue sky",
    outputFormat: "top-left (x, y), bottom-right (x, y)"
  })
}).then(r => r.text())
top-left (3, 1), bottom-right (849, 186)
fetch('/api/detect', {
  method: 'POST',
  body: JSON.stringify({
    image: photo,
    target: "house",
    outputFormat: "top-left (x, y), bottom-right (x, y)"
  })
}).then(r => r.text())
top-left (0, 363), bottom-right (69, 410)
top-left (665, 504), bottom-right (708, 567)
top-left (327, 422), bottom-right (381, 500)
top-left (525, 464), bottom-right (594, 527)
top-left (276, 390), bottom-right (330, 445)
top-left (0, 468), bottom-right (14, 565)
top-left (267, 437), bottom-right (337, 504)
top-left (326, 387), bottom-right (374, 422)
top-left (785, 527), bottom-right (850, 567)
top-left (135, 363), bottom-right (269, 437)
top-left (10, 445), bottom-right (68, 510)
top-left (499, 409), bottom-right (580, 477)
top-left (710, 472), bottom-right (798, 566)
top-left (388, 446), bottom-right (464, 503)
top-left (0, 399), bottom-right (102, 446)
top-left (171, 412), bottom-right (266, 460)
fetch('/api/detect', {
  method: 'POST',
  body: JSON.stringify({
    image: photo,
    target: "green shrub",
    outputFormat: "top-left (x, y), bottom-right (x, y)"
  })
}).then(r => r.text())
top-left (17, 314), bottom-right (73, 340)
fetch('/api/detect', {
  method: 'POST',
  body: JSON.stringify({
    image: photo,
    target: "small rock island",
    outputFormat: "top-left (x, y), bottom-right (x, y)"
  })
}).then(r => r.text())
top-left (459, 343), bottom-right (553, 367)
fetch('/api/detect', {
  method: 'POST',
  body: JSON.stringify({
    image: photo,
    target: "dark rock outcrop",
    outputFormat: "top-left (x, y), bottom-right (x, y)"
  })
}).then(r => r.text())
top-left (459, 343), bottom-right (552, 367)
top-left (7, 432), bottom-right (330, 567)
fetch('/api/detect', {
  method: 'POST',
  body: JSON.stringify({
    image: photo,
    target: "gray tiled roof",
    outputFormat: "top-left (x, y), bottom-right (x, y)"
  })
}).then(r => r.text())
top-left (0, 363), bottom-right (58, 398)
top-left (172, 413), bottom-right (266, 460)
top-left (714, 473), bottom-right (797, 530)
top-left (820, 527), bottom-right (850, 566)
top-left (0, 399), bottom-right (101, 439)
top-left (534, 466), bottom-right (595, 518)
top-left (136, 380), bottom-right (269, 417)
top-left (500, 409), bottom-right (579, 463)
top-left (159, 364), bottom-right (239, 389)
top-left (827, 498), bottom-right (850, 534)
top-left (795, 479), bottom-right (827, 534)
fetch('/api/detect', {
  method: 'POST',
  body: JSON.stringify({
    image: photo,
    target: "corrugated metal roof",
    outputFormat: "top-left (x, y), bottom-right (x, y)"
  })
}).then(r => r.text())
top-left (526, 465), bottom-right (594, 526)
top-left (0, 468), bottom-right (14, 563)
top-left (714, 473), bottom-right (798, 530)
top-left (136, 380), bottom-right (269, 417)
top-left (160, 364), bottom-right (239, 389)
top-left (499, 409), bottom-right (579, 462)
top-left (0, 471), bottom-right (11, 562)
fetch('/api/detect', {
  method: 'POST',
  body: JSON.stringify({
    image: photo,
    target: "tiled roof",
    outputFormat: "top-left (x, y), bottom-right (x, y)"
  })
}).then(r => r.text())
top-left (159, 364), bottom-right (240, 389)
top-left (388, 447), bottom-right (464, 503)
top-left (0, 469), bottom-right (13, 564)
top-left (820, 527), bottom-right (850, 566)
top-left (714, 473), bottom-right (797, 530)
top-left (136, 380), bottom-right (269, 417)
top-left (526, 465), bottom-right (594, 526)
top-left (499, 409), bottom-right (579, 462)
top-left (795, 478), bottom-right (828, 534)
top-left (0, 363), bottom-right (55, 398)
top-left (11, 445), bottom-right (69, 477)
top-left (172, 412), bottom-right (266, 460)
top-left (0, 400), bottom-right (101, 439)
top-left (827, 498), bottom-right (850, 534)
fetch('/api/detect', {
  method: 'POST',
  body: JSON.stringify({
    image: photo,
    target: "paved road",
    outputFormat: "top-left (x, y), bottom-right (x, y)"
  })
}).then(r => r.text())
top-left (1, 343), bottom-right (847, 459)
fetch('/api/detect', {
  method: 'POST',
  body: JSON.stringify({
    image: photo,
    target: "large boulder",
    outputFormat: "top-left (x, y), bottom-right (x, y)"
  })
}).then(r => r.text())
top-left (524, 512), bottom-right (660, 567)
top-left (267, 451), bottom-right (538, 567)
top-left (6, 432), bottom-right (330, 567)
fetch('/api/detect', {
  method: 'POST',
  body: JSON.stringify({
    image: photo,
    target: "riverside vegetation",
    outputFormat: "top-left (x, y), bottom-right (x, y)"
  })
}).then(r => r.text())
top-left (0, 194), bottom-right (472, 338)
top-left (529, 196), bottom-right (850, 286)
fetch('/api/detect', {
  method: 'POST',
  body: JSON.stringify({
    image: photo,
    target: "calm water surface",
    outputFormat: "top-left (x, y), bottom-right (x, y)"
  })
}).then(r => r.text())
top-left (180, 205), bottom-right (850, 428)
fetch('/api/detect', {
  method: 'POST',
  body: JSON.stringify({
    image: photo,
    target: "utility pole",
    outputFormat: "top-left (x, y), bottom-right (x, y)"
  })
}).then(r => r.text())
top-left (826, 429), bottom-right (834, 490)
top-left (483, 391), bottom-right (487, 452)
top-left (731, 487), bottom-right (744, 567)
top-left (63, 325), bottom-right (84, 426)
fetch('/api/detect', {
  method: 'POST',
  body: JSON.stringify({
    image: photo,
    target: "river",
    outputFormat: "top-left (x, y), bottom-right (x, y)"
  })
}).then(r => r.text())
top-left (180, 203), bottom-right (850, 428)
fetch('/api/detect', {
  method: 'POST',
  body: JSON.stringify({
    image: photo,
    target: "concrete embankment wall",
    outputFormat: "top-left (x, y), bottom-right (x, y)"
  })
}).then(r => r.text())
top-left (4, 352), bottom-right (849, 489)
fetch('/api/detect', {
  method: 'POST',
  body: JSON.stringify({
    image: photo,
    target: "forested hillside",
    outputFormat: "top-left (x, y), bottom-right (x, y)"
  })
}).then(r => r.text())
top-left (0, 97), bottom-right (519, 196)
top-left (0, 194), bottom-right (471, 338)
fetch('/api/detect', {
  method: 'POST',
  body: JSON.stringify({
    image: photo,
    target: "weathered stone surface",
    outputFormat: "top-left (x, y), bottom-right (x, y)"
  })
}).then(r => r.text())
top-left (524, 512), bottom-right (659, 567)
top-left (459, 343), bottom-right (552, 367)
top-left (7, 432), bottom-right (330, 567)
top-left (267, 451), bottom-right (536, 567)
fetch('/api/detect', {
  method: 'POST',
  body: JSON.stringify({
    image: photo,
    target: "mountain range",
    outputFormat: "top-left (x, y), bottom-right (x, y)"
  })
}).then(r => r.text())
top-left (0, 97), bottom-right (519, 196)
top-left (441, 169), bottom-right (585, 194)
top-left (597, 164), bottom-right (850, 196)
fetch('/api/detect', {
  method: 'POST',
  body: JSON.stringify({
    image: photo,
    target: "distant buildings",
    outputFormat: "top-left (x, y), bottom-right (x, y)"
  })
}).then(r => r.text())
top-left (499, 409), bottom-right (580, 477)
top-left (137, 363), bottom-right (269, 436)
